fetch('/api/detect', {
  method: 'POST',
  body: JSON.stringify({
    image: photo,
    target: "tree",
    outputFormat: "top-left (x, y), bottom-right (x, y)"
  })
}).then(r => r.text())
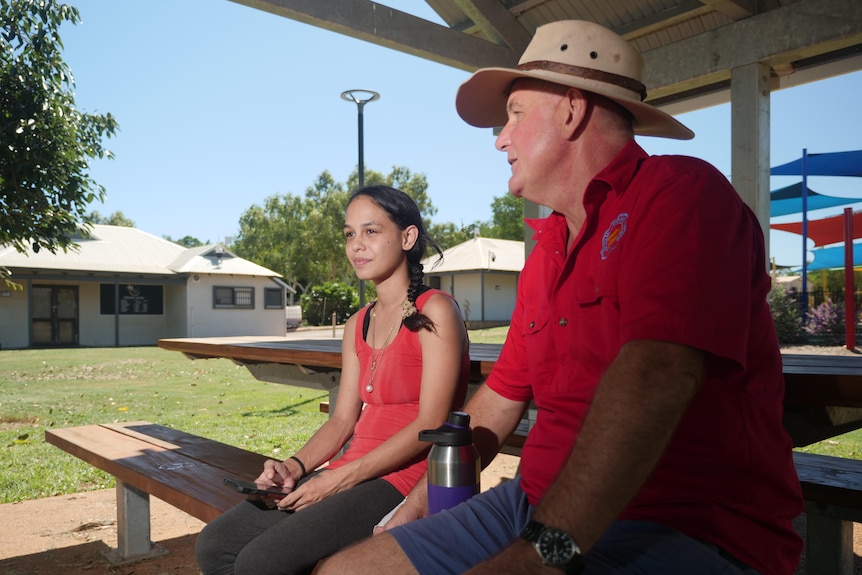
top-left (85, 210), bottom-right (135, 227)
top-left (1, 1), bottom-right (118, 256)
top-left (485, 194), bottom-right (524, 241)
top-left (167, 235), bottom-right (206, 248)
top-left (300, 282), bottom-right (359, 325)
top-left (427, 221), bottom-right (474, 250)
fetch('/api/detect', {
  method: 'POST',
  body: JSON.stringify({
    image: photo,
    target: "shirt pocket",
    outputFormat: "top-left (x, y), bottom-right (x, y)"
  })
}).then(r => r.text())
top-left (571, 273), bottom-right (621, 369)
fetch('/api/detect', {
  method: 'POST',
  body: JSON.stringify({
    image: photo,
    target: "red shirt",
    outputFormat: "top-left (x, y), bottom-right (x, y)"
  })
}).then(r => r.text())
top-left (486, 141), bottom-right (803, 575)
top-left (328, 289), bottom-right (470, 495)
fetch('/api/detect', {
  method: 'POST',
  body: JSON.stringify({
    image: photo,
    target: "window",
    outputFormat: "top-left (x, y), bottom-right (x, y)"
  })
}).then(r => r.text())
top-left (100, 284), bottom-right (164, 315)
top-left (213, 286), bottom-right (254, 309)
top-left (264, 288), bottom-right (284, 309)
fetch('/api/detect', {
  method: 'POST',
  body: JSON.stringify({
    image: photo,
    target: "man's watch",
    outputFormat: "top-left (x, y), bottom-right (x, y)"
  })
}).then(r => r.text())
top-left (520, 519), bottom-right (583, 574)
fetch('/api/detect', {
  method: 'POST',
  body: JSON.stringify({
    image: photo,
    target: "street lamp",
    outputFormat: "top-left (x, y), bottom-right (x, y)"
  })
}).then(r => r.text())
top-left (341, 89), bottom-right (380, 189)
top-left (341, 89), bottom-right (380, 307)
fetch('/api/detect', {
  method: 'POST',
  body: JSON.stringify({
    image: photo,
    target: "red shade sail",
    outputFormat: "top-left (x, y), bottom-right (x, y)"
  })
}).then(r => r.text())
top-left (771, 211), bottom-right (862, 247)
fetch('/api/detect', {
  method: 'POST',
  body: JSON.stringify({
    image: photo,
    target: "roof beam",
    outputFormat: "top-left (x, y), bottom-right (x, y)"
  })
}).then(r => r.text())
top-left (229, 0), bottom-right (520, 71)
top-left (643, 0), bottom-right (862, 104)
top-left (697, 0), bottom-right (755, 20)
top-left (451, 0), bottom-right (531, 52)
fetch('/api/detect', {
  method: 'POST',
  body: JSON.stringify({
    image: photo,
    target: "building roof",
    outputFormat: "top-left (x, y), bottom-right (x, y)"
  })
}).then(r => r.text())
top-left (0, 224), bottom-right (280, 278)
top-left (423, 237), bottom-right (524, 274)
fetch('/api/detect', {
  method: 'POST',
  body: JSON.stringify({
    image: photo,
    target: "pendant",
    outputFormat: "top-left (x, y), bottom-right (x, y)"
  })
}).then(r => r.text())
top-left (365, 383), bottom-right (374, 393)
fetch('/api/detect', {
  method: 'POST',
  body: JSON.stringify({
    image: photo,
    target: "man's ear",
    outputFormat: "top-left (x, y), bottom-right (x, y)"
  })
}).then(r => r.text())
top-left (560, 88), bottom-right (590, 139)
top-left (402, 225), bottom-right (419, 251)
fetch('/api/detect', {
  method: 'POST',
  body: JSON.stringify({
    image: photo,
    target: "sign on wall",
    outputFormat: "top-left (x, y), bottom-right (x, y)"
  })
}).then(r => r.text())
top-left (100, 284), bottom-right (164, 315)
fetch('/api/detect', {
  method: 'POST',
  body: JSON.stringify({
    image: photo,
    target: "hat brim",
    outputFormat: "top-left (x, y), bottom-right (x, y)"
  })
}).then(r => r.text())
top-left (455, 68), bottom-right (694, 140)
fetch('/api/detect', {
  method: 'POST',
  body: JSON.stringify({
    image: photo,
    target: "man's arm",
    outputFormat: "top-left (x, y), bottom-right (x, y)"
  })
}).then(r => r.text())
top-left (467, 338), bottom-right (705, 574)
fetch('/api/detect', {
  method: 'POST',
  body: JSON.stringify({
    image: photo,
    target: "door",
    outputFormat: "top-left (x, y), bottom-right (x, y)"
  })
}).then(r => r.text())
top-left (32, 285), bottom-right (79, 346)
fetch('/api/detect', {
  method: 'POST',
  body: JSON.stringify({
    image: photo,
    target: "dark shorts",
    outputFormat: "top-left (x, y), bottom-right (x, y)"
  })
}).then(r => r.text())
top-left (389, 477), bottom-right (760, 575)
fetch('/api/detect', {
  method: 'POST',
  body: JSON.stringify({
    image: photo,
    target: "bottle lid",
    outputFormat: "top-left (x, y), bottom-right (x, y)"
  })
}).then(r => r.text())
top-left (419, 411), bottom-right (473, 446)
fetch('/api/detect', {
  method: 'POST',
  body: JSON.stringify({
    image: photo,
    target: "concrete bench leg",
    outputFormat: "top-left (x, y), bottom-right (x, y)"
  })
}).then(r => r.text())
top-left (102, 480), bottom-right (168, 564)
top-left (805, 512), bottom-right (853, 575)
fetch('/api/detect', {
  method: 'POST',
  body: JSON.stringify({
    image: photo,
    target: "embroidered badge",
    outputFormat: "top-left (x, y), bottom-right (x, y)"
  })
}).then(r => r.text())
top-left (601, 213), bottom-right (628, 260)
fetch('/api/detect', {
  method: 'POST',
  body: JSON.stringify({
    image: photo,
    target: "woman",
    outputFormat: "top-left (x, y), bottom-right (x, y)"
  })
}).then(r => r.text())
top-left (196, 185), bottom-right (470, 575)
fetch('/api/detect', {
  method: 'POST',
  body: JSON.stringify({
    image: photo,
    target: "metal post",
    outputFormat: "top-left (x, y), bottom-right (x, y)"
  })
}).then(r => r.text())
top-left (845, 207), bottom-right (856, 351)
top-left (341, 90), bottom-right (380, 308)
top-left (801, 148), bottom-right (809, 320)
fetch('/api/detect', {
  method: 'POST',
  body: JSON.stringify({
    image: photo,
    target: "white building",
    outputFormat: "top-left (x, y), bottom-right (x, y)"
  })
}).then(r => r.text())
top-left (422, 237), bottom-right (524, 328)
top-left (0, 225), bottom-right (292, 349)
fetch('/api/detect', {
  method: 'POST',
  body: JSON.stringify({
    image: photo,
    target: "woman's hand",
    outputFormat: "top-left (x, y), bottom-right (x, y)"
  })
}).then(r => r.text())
top-left (373, 494), bottom-right (426, 534)
top-left (255, 458), bottom-right (300, 490)
top-left (277, 470), bottom-right (344, 512)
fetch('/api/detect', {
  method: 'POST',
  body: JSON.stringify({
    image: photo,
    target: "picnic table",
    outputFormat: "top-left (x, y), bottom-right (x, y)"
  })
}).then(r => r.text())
top-left (157, 336), bottom-right (862, 448)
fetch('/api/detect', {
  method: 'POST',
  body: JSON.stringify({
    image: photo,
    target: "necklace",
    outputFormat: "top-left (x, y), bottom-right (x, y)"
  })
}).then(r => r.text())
top-left (366, 304), bottom-right (401, 393)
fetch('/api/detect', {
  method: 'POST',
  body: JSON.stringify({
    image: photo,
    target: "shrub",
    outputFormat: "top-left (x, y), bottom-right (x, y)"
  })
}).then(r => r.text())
top-left (301, 282), bottom-right (359, 325)
top-left (804, 298), bottom-right (845, 345)
top-left (767, 287), bottom-right (804, 345)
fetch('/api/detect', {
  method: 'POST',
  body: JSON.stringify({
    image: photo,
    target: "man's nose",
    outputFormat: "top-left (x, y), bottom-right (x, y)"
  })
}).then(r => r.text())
top-left (495, 125), bottom-right (511, 151)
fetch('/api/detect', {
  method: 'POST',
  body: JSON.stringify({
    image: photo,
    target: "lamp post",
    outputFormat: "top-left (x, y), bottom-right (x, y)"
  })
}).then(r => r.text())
top-left (341, 89), bottom-right (380, 307)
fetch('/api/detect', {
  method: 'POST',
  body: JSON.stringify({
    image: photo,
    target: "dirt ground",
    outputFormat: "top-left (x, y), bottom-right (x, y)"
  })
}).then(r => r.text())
top-left (0, 454), bottom-right (522, 575)
top-left (2, 343), bottom-right (859, 574)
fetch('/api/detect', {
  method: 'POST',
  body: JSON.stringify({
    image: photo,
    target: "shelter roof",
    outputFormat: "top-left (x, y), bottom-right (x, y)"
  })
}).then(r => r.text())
top-left (0, 225), bottom-right (280, 278)
top-left (422, 237), bottom-right (524, 273)
top-left (232, 0), bottom-right (862, 114)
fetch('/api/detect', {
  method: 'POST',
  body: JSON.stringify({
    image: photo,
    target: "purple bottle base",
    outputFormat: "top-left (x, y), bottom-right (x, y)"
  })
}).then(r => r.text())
top-left (428, 484), bottom-right (479, 515)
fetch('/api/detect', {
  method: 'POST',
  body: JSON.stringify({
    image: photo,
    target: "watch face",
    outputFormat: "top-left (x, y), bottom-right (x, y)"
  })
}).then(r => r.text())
top-left (537, 528), bottom-right (578, 565)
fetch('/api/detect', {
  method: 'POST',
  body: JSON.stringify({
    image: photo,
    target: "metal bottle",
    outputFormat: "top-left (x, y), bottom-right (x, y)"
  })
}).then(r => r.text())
top-left (419, 411), bottom-right (480, 514)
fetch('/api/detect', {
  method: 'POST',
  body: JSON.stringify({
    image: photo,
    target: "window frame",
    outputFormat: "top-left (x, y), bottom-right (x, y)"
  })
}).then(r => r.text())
top-left (213, 286), bottom-right (255, 309)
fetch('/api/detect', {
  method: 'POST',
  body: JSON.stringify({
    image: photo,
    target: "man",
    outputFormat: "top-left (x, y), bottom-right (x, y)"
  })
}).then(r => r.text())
top-left (319, 20), bottom-right (802, 575)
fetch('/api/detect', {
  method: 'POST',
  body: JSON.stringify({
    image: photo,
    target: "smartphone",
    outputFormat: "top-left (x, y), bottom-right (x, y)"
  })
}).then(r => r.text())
top-left (224, 478), bottom-right (292, 499)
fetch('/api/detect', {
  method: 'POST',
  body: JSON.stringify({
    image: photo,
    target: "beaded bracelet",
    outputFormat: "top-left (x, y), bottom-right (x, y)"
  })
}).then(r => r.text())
top-left (289, 455), bottom-right (307, 477)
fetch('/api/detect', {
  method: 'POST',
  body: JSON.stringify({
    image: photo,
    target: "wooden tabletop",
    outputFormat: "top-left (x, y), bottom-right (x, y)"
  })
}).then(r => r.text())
top-left (159, 337), bottom-right (502, 380)
top-left (159, 336), bottom-right (862, 447)
top-left (159, 337), bottom-right (861, 400)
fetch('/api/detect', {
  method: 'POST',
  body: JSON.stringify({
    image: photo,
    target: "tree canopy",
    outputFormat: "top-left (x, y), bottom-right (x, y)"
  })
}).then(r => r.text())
top-left (84, 210), bottom-right (135, 227)
top-left (1, 0), bottom-right (118, 255)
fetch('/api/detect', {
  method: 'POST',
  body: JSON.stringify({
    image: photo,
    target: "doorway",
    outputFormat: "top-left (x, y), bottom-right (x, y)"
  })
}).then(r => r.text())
top-left (32, 285), bottom-right (79, 346)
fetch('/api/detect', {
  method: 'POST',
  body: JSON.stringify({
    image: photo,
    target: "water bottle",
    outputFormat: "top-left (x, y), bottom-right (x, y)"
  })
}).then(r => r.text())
top-left (419, 411), bottom-right (480, 514)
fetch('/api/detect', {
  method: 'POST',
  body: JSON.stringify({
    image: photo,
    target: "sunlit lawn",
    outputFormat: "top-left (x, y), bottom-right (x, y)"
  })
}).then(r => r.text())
top-left (0, 346), bottom-right (329, 503)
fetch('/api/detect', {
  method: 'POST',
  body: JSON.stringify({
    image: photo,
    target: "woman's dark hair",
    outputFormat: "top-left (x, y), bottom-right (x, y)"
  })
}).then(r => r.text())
top-left (348, 185), bottom-right (443, 332)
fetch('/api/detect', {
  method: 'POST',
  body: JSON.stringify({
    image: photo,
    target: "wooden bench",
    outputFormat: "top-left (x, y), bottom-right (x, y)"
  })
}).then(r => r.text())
top-left (45, 421), bottom-right (269, 565)
top-left (794, 451), bottom-right (862, 575)
top-left (47, 420), bottom-right (862, 573)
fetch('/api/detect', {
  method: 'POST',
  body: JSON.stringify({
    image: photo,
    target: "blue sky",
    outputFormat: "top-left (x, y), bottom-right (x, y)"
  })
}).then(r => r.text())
top-left (60, 1), bottom-right (861, 267)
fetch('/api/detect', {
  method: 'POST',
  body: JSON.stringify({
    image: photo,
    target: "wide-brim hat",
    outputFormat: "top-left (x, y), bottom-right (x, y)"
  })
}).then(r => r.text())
top-left (455, 20), bottom-right (694, 140)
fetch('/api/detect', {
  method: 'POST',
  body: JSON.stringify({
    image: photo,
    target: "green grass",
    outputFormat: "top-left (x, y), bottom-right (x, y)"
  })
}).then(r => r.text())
top-left (0, 347), bottom-right (329, 504)
top-left (467, 326), bottom-right (510, 344)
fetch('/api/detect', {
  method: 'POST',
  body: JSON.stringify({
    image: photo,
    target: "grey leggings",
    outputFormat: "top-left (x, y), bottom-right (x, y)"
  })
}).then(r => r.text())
top-left (196, 472), bottom-right (404, 575)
